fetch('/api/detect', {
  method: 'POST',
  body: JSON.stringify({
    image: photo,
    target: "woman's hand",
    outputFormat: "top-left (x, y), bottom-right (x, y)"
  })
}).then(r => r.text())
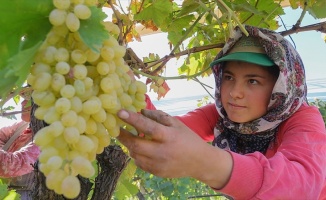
top-left (117, 109), bottom-right (233, 188)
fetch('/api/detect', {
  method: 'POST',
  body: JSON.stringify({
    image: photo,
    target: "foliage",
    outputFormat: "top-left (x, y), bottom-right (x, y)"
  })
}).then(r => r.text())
top-left (0, 179), bottom-right (20, 200)
top-left (309, 98), bottom-right (326, 124)
top-left (105, 0), bottom-right (326, 99)
top-left (0, 0), bottom-right (108, 104)
top-left (132, 168), bottom-right (224, 200)
top-left (0, 0), bottom-right (53, 100)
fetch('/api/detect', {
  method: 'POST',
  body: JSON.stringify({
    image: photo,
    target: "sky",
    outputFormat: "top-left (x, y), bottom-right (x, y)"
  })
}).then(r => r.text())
top-left (1, 7), bottom-right (325, 128)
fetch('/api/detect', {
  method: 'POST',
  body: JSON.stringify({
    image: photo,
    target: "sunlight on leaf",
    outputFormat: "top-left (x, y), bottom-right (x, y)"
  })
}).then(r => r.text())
top-left (0, 0), bottom-right (53, 99)
top-left (134, 0), bottom-right (173, 26)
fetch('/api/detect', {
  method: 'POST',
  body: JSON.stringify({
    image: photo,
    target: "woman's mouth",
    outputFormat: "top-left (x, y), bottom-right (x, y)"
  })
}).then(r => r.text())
top-left (228, 102), bottom-right (246, 109)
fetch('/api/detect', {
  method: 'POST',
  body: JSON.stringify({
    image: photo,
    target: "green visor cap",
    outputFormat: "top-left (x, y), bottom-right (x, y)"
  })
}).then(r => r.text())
top-left (210, 52), bottom-right (275, 67)
top-left (210, 36), bottom-right (275, 67)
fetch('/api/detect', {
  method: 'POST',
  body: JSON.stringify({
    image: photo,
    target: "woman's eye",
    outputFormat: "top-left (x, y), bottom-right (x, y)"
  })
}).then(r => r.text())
top-left (223, 75), bottom-right (233, 80)
top-left (249, 79), bottom-right (258, 84)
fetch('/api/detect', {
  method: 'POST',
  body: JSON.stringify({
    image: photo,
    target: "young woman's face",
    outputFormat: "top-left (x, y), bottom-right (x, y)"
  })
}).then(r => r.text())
top-left (220, 61), bottom-right (278, 123)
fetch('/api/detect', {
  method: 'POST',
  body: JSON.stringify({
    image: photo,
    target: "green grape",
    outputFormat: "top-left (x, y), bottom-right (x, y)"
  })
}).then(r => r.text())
top-left (51, 73), bottom-right (66, 92)
top-left (55, 61), bottom-right (70, 74)
top-left (74, 4), bottom-right (91, 19)
top-left (73, 64), bottom-right (88, 79)
top-left (31, 62), bottom-right (51, 75)
top-left (43, 107), bottom-right (61, 124)
top-left (71, 156), bottom-right (95, 178)
top-left (55, 47), bottom-right (70, 62)
top-left (38, 146), bottom-right (59, 163)
top-left (61, 175), bottom-right (81, 199)
top-left (61, 110), bottom-right (78, 127)
top-left (91, 108), bottom-right (106, 123)
top-left (48, 121), bottom-right (65, 137)
top-left (42, 46), bottom-right (57, 64)
top-left (63, 127), bottom-right (80, 144)
top-left (71, 49), bottom-right (87, 64)
top-left (75, 116), bottom-right (87, 133)
top-left (55, 97), bottom-right (71, 114)
top-left (74, 79), bottom-right (86, 95)
top-left (49, 9), bottom-right (67, 26)
top-left (157, 77), bottom-right (164, 85)
top-left (100, 46), bottom-right (114, 61)
top-left (52, 135), bottom-right (68, 150)
top-left (70, 96), bottom-right (83, 113)
top-left (86, 49), bottom-right (100, 63)
top-left (96, 61), bottom-right (110, 75)
top-left (65, 12), bottom-right (80, 32)
top-left (73, 135), bottom-right (94, 153)
top-left (135, 80), bottom-right (147, 94)
top-left (45, 169), bottom-right (66, 193)
top-left (85, 117), bottom-right (97, 134)
top-left (53, 0), bottom-right (71, 9)
top-left (119, 93), bottom-right (133, 107)
top-left (100, 77), bottom-right (115, 93)
top-left (33, 72), bottom-right (52, 91)
top-left (98, 93), bottom-right (118, 110)
top-left (82, 97), bottom-right (101, 115)
top-left (46, 156), bottom-right (63, 171)
top-left (60, 84), bottom-right (76, 98)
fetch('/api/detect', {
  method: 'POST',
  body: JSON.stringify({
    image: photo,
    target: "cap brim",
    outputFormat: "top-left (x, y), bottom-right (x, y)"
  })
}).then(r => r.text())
top-left (210, 52), bottom-right (275, 67)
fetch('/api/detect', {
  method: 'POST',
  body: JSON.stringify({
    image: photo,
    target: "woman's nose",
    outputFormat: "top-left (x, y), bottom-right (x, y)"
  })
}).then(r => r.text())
top-left (229, 83), bottom-right (244, 99)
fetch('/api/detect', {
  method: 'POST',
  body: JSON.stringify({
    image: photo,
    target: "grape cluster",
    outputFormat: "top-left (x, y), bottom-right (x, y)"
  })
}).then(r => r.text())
top-left (149, 77), bottom-right (166, 95)
top-left (27, 0), bottom-right (147, 198)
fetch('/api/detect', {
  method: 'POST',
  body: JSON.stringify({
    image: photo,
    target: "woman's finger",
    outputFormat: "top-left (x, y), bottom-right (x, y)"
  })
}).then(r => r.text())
top-left (141, 109), bottom-right (174, 126)
top-left (117, 109), bottom-right (166, 140)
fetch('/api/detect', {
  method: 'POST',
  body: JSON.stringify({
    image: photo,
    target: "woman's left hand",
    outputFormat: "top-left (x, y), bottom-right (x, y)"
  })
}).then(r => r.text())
top-left (117, 109), bottom-right (233, 190)
top-left (117, 109), bottom-right (210, 178)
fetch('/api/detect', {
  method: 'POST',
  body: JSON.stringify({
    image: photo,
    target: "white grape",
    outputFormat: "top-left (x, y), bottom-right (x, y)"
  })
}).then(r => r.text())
top-left (61, 175), bottom-right (81, 199)
top-left (74, 4), bottom-right (91, 19)
top-left (66, 12), bottom-right (80, 32)
top-left (49, 9), bottom-right (67, 26)
top-left (53, 0), bottom-right (71, 10)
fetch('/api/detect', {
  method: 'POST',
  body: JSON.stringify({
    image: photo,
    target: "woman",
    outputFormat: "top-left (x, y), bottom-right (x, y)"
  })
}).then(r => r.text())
top-left (0, 88), bottom-right (40, 199)
top-left (116, 25), bottom-right (326, 199)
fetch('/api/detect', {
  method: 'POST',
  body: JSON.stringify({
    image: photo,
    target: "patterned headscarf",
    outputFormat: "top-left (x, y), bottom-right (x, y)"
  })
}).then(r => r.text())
top-left (211, 25), bottom-right (308, 154)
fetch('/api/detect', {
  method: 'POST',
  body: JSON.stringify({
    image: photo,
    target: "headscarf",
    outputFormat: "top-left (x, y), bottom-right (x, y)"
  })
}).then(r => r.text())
top-left (210, 25), bottom-right (308, 154)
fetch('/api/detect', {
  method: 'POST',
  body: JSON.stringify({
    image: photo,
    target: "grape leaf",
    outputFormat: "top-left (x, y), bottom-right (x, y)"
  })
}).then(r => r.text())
top-left (308, 1), bottom-right (326, 18)
top-left (0, 0), bottom-right (53, 99)
top-left (0, 183), bottom-right (9, 200)
top-left (134, 0), bottom-right (173, 27)
top-left (79, 6), bottom-right (110, 52)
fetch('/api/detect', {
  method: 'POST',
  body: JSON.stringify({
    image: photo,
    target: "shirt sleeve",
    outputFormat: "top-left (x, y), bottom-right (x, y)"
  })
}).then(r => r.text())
top-left (176, 103), bottom-right (218, 142)
top-left (0, 121), bottom-right (27, 147)
top-left (0, 142), bottom-right (40, 178)
top-left (216, 105), bottom-right (326, 199)
top-left (145, 94), bottom-right (157, 110)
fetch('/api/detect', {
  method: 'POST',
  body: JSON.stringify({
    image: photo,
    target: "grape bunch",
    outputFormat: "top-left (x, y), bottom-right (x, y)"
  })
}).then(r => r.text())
top-left (27, 0), bottom-right (147, 198)
top-left (149, 77), bottom-right (166, 96)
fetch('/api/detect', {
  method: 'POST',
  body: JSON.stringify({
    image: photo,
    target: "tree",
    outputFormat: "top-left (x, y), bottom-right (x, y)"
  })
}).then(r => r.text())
top-left (0, 0), bottom-right (325, 199)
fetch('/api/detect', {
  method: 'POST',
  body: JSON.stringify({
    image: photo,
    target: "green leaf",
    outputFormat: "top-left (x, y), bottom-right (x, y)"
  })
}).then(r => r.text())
top-left (308, 0), bottom-right (326, 18)
top-left (134, 0), bottom-right (173, 26)
top-left (79, 6), bottom-right (110, 52)
top-left (178, 0), bottom-right (200, 16)
top-left (0, 0), bottom-right (53, 98)
top-left (114, 179), bottom-right (138, 199)
top-left (167, 15), bottom-right (195, 32)
top-left (0, 184), bottom-right (9, 200)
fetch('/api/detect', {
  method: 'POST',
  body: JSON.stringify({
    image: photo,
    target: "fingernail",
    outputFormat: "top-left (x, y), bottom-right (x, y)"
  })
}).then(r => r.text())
top-left (118, 110), bottom-right (129, 119)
